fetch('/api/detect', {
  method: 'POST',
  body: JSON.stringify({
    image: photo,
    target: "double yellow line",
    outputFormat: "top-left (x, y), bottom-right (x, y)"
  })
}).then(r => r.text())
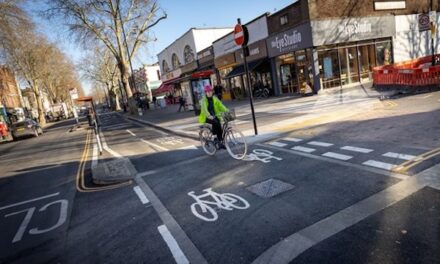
top-left (384, 100), bottom-right (398, 108)
top-left (393, 146), bottom-right (440, 174)
top-left (76, 130), bottom-right (132, 193)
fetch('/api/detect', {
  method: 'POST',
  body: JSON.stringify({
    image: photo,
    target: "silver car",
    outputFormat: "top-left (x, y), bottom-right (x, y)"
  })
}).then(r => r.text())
top-left (11, 119), bottom-right (43, 140)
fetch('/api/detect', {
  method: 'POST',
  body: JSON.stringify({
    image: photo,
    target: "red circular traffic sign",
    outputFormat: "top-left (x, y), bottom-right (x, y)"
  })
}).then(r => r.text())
top-left (234, 24), bottom-right (245, 46)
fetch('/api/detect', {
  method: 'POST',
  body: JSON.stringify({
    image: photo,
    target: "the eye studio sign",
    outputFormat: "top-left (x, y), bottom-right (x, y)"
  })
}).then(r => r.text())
top-left (266, 23), bottom-right (313, 57)
top-left (338, 21), bottom-right (372, 36)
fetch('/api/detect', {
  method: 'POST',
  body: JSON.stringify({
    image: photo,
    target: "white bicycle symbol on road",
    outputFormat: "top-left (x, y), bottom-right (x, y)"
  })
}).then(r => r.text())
top-left (188, 188), bottom-right (250, 222)
top-left (244, 149), bottom-right (283, 163)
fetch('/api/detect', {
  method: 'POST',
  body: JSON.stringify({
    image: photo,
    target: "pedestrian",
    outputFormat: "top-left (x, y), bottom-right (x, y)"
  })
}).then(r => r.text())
top-left (178, 96), bottom-right (186, 112)
top-left (198, 84), bottom-right (229, 148)
top-left (152, 96), bottom-right (157, 109)
top-left (214, 84), bottom-right (223, 100)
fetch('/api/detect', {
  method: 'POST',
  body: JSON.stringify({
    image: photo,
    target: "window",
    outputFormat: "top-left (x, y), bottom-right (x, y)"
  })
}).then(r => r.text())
top-left (172, 53), bottom-right (181, 70)
top-left (157, 70), bottom-right (161, 80)
top-left (162, 60), bottom-right (170, 73)
top-left (183, 45), bottom-right (195, 64)
top-left (280, 14), bottom-right (288, 26)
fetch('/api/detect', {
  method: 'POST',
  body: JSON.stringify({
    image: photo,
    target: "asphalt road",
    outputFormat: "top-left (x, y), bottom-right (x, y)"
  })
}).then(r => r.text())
top-left (1, 90), bottom-right (439, 263)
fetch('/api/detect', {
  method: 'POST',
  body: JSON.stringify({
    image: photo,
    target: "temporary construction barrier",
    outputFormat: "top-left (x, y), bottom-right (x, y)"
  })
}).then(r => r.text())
top-left (373, 55), bottom-right (440, 88)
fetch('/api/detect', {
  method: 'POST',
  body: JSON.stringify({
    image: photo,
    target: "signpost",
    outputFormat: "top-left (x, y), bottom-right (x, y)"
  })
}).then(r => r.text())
top-left (235, 18), bottom-right (258, 135)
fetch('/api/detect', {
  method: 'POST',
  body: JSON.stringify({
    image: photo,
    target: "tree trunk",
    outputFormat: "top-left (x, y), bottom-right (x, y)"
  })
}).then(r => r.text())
top-left (114, 92), bottom-right (121, 111)
top-left (33, 86), bottom-right (46, 126)
top-left (118, 60), bottom-right (132, 99)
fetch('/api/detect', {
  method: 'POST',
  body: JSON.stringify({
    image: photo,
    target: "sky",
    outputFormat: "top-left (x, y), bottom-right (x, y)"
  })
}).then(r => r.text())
top-left (25, 0), bottom-right (294, 94)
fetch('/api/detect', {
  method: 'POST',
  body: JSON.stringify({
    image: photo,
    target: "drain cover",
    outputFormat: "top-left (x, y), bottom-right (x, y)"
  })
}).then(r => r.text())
top-left (246, 178), bottom-right (294, 198)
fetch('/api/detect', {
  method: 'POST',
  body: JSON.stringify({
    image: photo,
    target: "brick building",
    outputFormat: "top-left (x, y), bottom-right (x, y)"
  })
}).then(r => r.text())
top-left (0, 66), bottom-right (22, 109)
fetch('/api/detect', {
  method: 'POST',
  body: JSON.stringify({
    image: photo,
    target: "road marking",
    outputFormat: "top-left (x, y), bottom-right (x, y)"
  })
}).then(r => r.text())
top-left (133, 186), bottom-right (149, 204)
top-left (100, 130), bottom-right (122, 158)
top-left (91, 137), bottom-right (98, 169)
top-left (103, 123), bottom-right (130, 129)
top-left (382, 152), bottom-right (416, 161)
top-left (158, 225), bottom-right (189, 264)
top-left (307, 141), bottom-right (334, 147)
top-left (283, 137), bottom-right (303, 142)
top-left (341, 146), bottom-right (373, 153)
top-left (322, 152), bottom-right (353, 161)
top-left (179, 145), bottom-right (198, 150)
top-left (291, 146), bottom-right (316, 153)
top-left (268, 141), bottom-right (287, 147)
top-left (0, 192), bottom-right (59, 211)
top-left (244, 149), bottom-right (283, 163)
top-left (363, 160), bottom-right (396, 171)
top-left (126, 129), bottom-right (136, 136)
top-left (141, 139), bottom-right (169, 151)
top-left (393, 146), bottom-right (440, 173)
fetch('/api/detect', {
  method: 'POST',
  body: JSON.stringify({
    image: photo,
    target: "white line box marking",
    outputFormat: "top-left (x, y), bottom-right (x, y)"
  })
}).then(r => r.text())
top-left (158, 225), bottom-right (189, 264)
top-left (133, 186), bottom-right (149, 205)
top-left (341, 146), bottom-right (373, 153)
top-left (307, 141), bottom-right (334, 147)
top-left (178, 145), bottom-right (198, 150)
top-left (283, 137), bottom-right (303, 142)
top-left (268, 141), bottom-right (288, 148)
top-left (291, 146), bottom-right (316, 153)
top-left (382, 152), bottom-right (416, 161)
top-left (322, 152), bottom-right (353, 161)
top-left (363, 160), bottom-right (396, 171)
top-left (126, 129), bottom-right (136, 136)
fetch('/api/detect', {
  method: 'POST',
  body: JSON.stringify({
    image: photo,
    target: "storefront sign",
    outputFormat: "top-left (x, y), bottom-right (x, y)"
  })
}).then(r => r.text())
top-left (214, 53), bottom-right (236, 68)
top-left (197, 47), bottom-right (214, 67)
top-left (235, 40), bottom-right (268, 63)
top-left (162, 68), bottom-right (182, 82)
top-left (312, 16), bottom-right (396, 46)
top-left (181, 61), bottom-right (198, 74)
top-left (266, 23), bottom-right (313, 58)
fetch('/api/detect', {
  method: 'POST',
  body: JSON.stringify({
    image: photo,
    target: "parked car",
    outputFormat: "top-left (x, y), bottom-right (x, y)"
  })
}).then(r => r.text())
top-left (11, 119), bottom-right (43, 140)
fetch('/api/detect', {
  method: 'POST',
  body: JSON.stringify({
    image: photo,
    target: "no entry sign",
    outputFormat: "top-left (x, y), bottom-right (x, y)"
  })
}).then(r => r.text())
top-left (419, 13), bottom-right (430, 32)
top-left (234, 23), bottom-right (248, 46)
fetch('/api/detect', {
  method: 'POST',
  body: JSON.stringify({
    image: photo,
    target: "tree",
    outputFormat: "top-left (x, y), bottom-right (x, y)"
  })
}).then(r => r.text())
top-left (79, 47), bottom-right (122, 110)
top-left (44, 0), bottom-right (166, 99)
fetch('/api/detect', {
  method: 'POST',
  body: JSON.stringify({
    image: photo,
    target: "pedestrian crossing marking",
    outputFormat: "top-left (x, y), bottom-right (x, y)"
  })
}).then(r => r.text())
top-left (283, 137), bottom-right (303, 142)
top-left (322, 152), bottom-right (353, 161)
top-left (341, 146), bottom-right (373, 153)
top-left (291, 146), bottom-right (316, 153)
top-left (382, 152), bottom-right (416, 161)
top-left (307, 141), bottom-right (334, 147)
top-left (362, 160), bottom-right (396, 171)
top-left (268, 141), bottom-right (288, 147)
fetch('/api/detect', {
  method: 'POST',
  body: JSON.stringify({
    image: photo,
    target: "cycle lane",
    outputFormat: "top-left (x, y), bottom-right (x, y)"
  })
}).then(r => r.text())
top-left (138, 145), bottom-right (403, 263)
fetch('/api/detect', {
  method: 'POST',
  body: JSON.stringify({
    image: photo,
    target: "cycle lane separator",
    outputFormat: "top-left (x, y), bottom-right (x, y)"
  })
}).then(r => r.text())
top-left (158, 225), bottom-right (189, 264)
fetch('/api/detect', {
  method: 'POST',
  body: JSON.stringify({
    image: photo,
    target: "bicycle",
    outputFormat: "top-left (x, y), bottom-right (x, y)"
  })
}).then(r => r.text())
top-left (199, 110), bottom-right (247, 160)
top-left (188, 188), bottom-right (250, 222)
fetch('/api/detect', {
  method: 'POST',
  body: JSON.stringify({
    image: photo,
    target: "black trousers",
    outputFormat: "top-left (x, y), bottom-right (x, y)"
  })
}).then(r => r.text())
top-left (206, 118), bottom-right (222, 141)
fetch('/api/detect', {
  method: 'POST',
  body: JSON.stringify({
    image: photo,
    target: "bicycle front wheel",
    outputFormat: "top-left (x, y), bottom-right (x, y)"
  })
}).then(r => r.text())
top-left (200, 128), bottom-right (217, 156)
top-left (224, 128), bottom-right (247, 160)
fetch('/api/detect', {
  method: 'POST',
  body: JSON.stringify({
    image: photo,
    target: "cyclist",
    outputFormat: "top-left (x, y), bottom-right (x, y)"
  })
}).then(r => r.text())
top-left (199, 84), bottom-right (228, 148)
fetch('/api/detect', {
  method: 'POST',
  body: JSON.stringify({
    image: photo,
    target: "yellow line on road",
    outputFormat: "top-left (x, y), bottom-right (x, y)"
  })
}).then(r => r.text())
top-left (393, 146), bottom-right (440, 173)
top-left (76, 130), bottom-right (132, 193)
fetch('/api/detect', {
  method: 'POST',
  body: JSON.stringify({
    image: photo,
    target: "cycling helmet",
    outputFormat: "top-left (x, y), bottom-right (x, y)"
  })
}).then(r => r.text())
top-left (204, 84), bottom-right (213, 93)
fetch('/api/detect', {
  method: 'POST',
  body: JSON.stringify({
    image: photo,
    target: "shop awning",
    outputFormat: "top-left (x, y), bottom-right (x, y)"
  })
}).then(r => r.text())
top-left (152, 83), bottom-right (174, 96)
top-left (224, 59), bottom-right (265, 79)
top-left (192, 70), bottom-right (214, 79)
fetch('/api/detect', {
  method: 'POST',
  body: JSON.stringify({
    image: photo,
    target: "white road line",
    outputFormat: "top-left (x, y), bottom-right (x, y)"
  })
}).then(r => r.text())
top-left (322, 152), bottom-right (353, 161)
top-left (92, 138), bottom-right (98, 169)
top-left (133, 186), bottom-right (149, 204)
top-left (268, 141), bottom-right (287, 147)
top-left (341, 146), bottom-right (373, 153)
top-left (283, 137), bottom-right (303, 142)
top-left (126, 129), bottom-right (136, 136)
top-left (307, 141), bottom-right (334, 147)
top-left (158, 225), bottom-right (189, 264)
top-left (382, 152), bottom-right (416, 161)
top-left (363, 160), bottom-right (396, 171)
top-left (103, 123), bottom-right (130, 129)
top-left (292, 146), bottom-right (316, 153)
top-left (0, 192), bottom-right (60, 211)
top-left (179, 145), bottom-right (198, 150)
top-left (141, 139), bottom-right (169, 151)
top-left (100, 131), bottom-right (122, 158)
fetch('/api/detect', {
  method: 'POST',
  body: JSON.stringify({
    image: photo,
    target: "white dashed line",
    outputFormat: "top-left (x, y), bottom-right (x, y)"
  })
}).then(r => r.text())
top-left (133, 186), bottom-right (149, 204)
top-left (341, 146), bottom-right (373, 153)
top-left (126, 129), bottom-right (136, 136)
top-left (291, 146), bottom-right (316, 153)
top-left (322, 152), bottom-right (353, 161)
top-left (141, 139), bottom-right (169, 151)
top-left (179, 145), bottom-right (198, 150)
top-left (382, 152), bottom-right (416, 161)
top-left (158, 225), bottom-right (189, 264)
top-left (363, 160), bottom-right (396, 171)
top-left (268, 141), bottom-right (288, 147)
top-left (283, 137), bottom-right (303, 142)
top-left (307, 141), bottom-right (334, 147)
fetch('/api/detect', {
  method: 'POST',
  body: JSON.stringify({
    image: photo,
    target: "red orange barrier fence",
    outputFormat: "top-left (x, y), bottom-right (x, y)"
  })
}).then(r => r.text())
top-left (373, 55), bottom-right (440, 87)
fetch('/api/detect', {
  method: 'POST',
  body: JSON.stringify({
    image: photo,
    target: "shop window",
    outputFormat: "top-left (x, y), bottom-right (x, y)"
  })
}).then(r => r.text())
top-left (318, 49), bottom-right (341, 89)
top-left (280, 14), bottom-right (288, 26)
top-left (376, 41), bottom-right (393, 66)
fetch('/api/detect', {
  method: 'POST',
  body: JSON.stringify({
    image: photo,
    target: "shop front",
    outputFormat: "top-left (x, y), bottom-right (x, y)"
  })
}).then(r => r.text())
top-left (214, 53), bottom-right (237, 101)
top-left (266, 23), bottom-right (314, 95)
top-left (311, 16), bottom-right (396, 90)
top-left (225, 40), bottom-right (273, 98)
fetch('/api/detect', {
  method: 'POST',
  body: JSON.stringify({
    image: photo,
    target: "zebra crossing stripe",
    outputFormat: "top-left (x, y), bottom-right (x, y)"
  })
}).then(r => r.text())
top-left (341, 146), bottom-right (373, 153)
top-left (292, 146), bottom-right (316, 153)
top-left (382, 152), bottom-right (416, 161)
top-left (363, 160), bottom-right (396, 171)
top-left (322, 152), bottom-right (353, 161)
top-left (307, 141), bottom-right (334, 147)
top-left (268, 141), bottom-right (288, 147)
top-left (283, 137), bottom-right (303, 142)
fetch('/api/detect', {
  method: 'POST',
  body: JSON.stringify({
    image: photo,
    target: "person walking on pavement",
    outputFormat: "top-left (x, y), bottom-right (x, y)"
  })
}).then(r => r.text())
top-left (178, 96), bottom-right (186, 112)
top-left (152, 96), bottom-right (157, 109)
top-left (198, 84), bottom-right (229, 148)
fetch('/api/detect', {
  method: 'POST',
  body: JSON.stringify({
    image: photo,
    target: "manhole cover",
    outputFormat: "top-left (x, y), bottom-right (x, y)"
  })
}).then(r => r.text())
top-left (246, 178), bottom-right (294, 198)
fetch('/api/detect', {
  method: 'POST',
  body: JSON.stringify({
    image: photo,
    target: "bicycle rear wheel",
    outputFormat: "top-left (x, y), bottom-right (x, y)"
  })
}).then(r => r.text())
top-left (224, 128), bottom-right (247, 160)
top-left (200, 128), bottom-right (217, 155)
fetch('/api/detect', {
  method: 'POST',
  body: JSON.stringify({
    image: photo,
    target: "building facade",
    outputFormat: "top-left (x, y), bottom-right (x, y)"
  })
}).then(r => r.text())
top-left (0, 66), bottom-right (22, 109)
top-left (133, 63), bottom-right (162, 100)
